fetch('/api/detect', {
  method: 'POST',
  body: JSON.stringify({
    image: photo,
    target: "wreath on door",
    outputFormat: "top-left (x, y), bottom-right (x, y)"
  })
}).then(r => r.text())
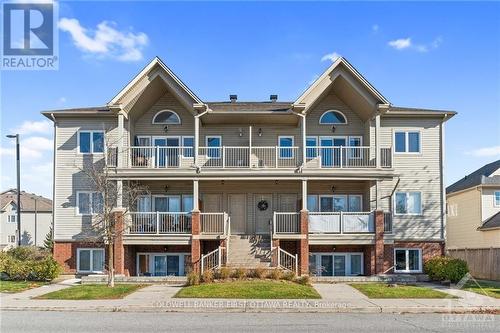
top-left (257, 200), bottom-right (269, 211)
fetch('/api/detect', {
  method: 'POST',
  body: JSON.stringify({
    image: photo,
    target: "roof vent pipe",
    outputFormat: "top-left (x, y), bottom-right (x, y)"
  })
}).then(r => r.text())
top-left (230, 95), bottom-right (237, 103)
top-left (270, 94), bottom-right (278, 103)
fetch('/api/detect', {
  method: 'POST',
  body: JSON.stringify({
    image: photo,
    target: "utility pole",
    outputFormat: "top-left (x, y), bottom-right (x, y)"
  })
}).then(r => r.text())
top-left (6, 134), bottom-right (21, 246)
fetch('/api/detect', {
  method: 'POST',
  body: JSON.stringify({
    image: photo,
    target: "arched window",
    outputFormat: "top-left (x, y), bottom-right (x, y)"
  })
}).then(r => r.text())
top-left (152, 110), bottom-right (181, 124)
top-left (319, 110), bottom-right (347, 125)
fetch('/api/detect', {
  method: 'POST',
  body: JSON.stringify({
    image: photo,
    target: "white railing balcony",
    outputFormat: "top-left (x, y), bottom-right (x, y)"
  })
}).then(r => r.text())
top-left (309, 211), bottom-right (374, 234)
top-left (200, 212), bottom-right (229, 235)
top-left (273, 212), bottom-right (300, 235)
top-left (197, 146), bottom-right (301, 169)
top-left (126, 146), bottom-right (193, 168)
top-left (305, 146), bottom-right (376, 169)
top-left (126, 212), bottom-right (192, 234)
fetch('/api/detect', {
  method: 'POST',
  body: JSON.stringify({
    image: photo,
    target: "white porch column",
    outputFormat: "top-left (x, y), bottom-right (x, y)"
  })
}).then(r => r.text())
top-left (116, 180), bottom-right (123, 208)
top-left (194, 116), bottom-right (200, 166)
top-left (301, 115), bottom-right (306, 166)
top-left (375, 114), bottom-right (381, 169)
top-left (117, 112), bottom-right (124, 168)
top-left (193, 179), bottom-right (199, 211)
top-left (375, 180), bottom-right (379, 210)
top-left (249, 126), bottom-right (252, 166)
top-left (301, 179), bottom-right (308, 211)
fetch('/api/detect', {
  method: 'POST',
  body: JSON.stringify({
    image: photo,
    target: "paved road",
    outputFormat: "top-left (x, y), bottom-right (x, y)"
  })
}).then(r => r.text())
top-left (0, 311), bottom-right (498, 332)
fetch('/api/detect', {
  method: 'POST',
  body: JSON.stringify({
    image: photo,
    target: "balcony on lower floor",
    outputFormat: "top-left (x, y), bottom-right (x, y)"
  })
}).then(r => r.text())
top-left (124, 212), bottom-right (230, 238)
top-left (107, 145), bottom-right (393, 171)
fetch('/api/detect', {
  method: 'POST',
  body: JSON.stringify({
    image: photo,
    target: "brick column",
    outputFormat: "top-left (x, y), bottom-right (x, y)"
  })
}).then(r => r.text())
top-left (113, 209), bottom-right (125, 275)
top-left (299, 210), bottom-right (309, 276)
top-left (374, 210), bottom-right (385, 274)
top-left (191, 211), bottom-right (201, 272)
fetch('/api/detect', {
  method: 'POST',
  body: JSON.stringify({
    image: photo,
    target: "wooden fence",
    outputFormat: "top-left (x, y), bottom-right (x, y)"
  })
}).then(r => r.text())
top-left (447, 247), bottom-right (500, 281)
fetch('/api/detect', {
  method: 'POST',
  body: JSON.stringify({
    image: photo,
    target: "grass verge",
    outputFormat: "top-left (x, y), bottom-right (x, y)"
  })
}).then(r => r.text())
top-left (350, 283), bottom-right (452, 299)
top-left (463, 280), bottom-right (500, 299)
top-left (175, 280), bottom-right (321, 299)
top-left (36, 284), bottom-right (145, 300)
top-left (0, 280), bottom-right (47, 293)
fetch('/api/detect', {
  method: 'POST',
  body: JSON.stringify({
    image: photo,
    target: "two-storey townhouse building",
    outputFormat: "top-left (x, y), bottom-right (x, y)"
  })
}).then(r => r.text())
top-left (43, 57), bottom-right (455, 277)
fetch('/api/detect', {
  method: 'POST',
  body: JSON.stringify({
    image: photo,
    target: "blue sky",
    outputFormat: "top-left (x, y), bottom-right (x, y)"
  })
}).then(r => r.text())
top-left (1, 1), bottom-right (500, 198)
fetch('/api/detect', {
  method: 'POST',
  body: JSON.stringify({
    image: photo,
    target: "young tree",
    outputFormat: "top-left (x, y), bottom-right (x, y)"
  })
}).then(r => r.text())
top-left (78, 140), bottom-right (148, 287)
top-left (44, 226), bottom-right (53, 251)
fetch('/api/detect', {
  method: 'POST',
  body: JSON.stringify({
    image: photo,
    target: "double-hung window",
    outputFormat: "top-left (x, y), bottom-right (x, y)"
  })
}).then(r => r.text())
top-left (77, 248), bottom-right (105, 273)
top-left (182, 136), bottom-right (194, 158)
top-left (7, 214), bottom-right (16, 223)
top-left (494, 191), bottom-right (500, 207)
top-left (79, 130), bottom-right (105, 154)
top-left (77, 191), bottom-right (104, 215)
top-left (306, 136), bottom-right (318, 159)
top-left (395, 192), bottom-right (422, 215)
top-left (394, 248), bottom-right (422, 273)
top-left (395, 131), bottom-right (420, 153)
top-left (206, 136), bottom-right (221, 159)
top-left (278, 136), bottom-right (294, 159)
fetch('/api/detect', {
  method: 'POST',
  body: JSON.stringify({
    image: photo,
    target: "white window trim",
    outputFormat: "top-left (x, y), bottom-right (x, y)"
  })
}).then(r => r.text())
top-left (494, 191), bottom-right (500, 207)
top-left (136, 135), bottom-right (152, 147)
top-left (7, 214), bottom-right (16, 223)
top-left (394, 191), bottom-right (423, 216)
top-left (278, 136), bottom-right (295, 159)
top-left (348, 194), bottom-right (363, 212)
top-left (319, 110), bottom-right (348, 125)
top-left (76, 191), bottom-right (103, 216)
top-left (393, 130), bottom-right (422, 155)
top-left (310, 252), bottom-right (364, 276)
top-left (393, 248), bottom-right (422, 273)
top-left (347, 136), bottom-right (363, 159)
top-left (136, 252), bottom-right (190, 277)
top-left (181, 136), bottom-right (194, 158)
top-left (8, 235), bottom-right (16, 243)
top-left (152, 109), bottom-right (181, 125)
top-left (306, 136), bottom-right (318, 159)
top-left (151, 194), bottom-right (192, 212)
top-left (205, 135), bottom-right (222, 160)
top-left (77, 130), bottom-right (105, 155)
top-left (77, 248), bottom-right (105, 273)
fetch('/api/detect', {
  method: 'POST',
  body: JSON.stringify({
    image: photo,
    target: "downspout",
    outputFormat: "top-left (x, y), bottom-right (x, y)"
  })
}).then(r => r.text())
top-left (50, 113), bottom-right (57, 247)
top-left (440, 115), bottom-right (447, 241)
top-left (296, 112), bottom-right (306, 172)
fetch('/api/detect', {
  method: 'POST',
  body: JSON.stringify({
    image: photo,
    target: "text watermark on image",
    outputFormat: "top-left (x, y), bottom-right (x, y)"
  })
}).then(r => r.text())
top-left (153, 300), bottom-right (349, 310)
top-left (2, 0), bottom-right (58, 70)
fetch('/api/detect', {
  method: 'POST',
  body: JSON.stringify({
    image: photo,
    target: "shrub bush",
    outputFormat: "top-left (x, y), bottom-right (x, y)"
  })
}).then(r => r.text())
top-left (424, 256), bottom-right (469, 283)
top-left (295, 275), bottom-right (310, 285)
top-left (268, 269), bottom-right (282, 280)
top-left (0, 247), bottom-right (61, 281)
top-left (232, 268), bottom-right (246, 280)
top-left (282, 270), bottom-right (296, 281)
top-left (201, 270), bottom-right (214, 283)
top-left (251, 267), bottom-right (266, 279)
top-left (217, 267), bottom-right (231, 280)
top-left (186, 271), bottom-right (200, 286)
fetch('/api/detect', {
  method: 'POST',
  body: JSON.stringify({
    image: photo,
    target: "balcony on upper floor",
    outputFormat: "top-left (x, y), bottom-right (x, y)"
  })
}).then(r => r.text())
top-left (107, 145), bottom-right (393, 171)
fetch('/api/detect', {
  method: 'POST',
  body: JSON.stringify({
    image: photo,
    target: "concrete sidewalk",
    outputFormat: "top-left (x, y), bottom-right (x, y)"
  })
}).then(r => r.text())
top-left (1, 282), bottom-right (499, 314)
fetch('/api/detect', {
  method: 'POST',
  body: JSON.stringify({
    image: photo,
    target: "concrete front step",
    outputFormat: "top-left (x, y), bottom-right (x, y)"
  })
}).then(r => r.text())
top-left (227, 235), bottom-right (272, 267)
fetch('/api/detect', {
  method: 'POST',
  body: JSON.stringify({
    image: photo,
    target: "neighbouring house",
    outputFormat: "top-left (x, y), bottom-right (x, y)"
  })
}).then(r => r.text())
top-left (446, 160), bottom-right (500, 280)
top-left (0, 189), bottom-right (52, 250)
top-left (42, 56), bottom-right (455, 277)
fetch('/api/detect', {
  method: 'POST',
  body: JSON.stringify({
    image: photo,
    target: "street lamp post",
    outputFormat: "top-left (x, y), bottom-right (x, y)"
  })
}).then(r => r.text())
top-left (6, 134), bottom-right (21, 247)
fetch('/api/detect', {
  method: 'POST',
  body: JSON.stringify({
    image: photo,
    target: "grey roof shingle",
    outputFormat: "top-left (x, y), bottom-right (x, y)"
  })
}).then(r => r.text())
top-left (446, 160), bottom-right (500, 194)
top-left (0, 189), bottom-right (52, 212)
top-left (206, 102), bottom-right (293, 113)
top-left (478, 211), bottom-right (500, 230)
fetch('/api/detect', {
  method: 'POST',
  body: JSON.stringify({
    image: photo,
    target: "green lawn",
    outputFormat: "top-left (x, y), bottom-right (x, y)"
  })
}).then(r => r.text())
top-left (350, 283), bottom-right (452, 299)
top-left (36, 284), bottom-right (145, 300)
top-left (175, 280), bottom-right (321, 299)
top-left (0, 280), bottom-right (47, 293)
top-left (463, 280), bottom-right (500, 299)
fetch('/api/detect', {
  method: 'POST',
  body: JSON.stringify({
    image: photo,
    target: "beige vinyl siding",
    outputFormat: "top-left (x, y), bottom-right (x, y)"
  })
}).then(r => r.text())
top-left (447, 188), bottom-right (500, 249)
top-left (306, 91), bottom-right (367, 142)
top-left (378, 117), bottom-right (443, 240)
top-left (133, 90), bottom-right (195, 138)
top-left (53, 117), bottom-right (118, 240)
top-left (481, 187), bottom-right (500, 221)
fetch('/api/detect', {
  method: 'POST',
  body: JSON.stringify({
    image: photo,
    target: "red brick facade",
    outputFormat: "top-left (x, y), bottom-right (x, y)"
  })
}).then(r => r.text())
top-left (53, 241), bottom-right (106, 274)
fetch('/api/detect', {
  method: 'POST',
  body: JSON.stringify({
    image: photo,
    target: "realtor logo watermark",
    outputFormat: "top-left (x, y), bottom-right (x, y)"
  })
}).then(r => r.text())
top-left (1, 1), bottom-right (58, 70)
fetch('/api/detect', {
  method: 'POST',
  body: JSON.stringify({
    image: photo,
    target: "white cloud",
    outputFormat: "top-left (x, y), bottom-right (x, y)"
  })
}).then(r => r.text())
top-left (12, 120), bottom-right (52, 135)
top-left (2, 136), bottom-right (53, 159)
top-left (388, 36), bottom-right (443, 53)
top-left (372, 24), bottom-right (379, 33)
top-left (321, 52), bottom-right (341, 63)
top-left (57, 97), bottom-right (67, 104)
top-left (388, 38), bottom-right (412, 50)
top-left (466, 146), bottom-right (500, 157)
top-left (58, 18), bottom-right (149, 62)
